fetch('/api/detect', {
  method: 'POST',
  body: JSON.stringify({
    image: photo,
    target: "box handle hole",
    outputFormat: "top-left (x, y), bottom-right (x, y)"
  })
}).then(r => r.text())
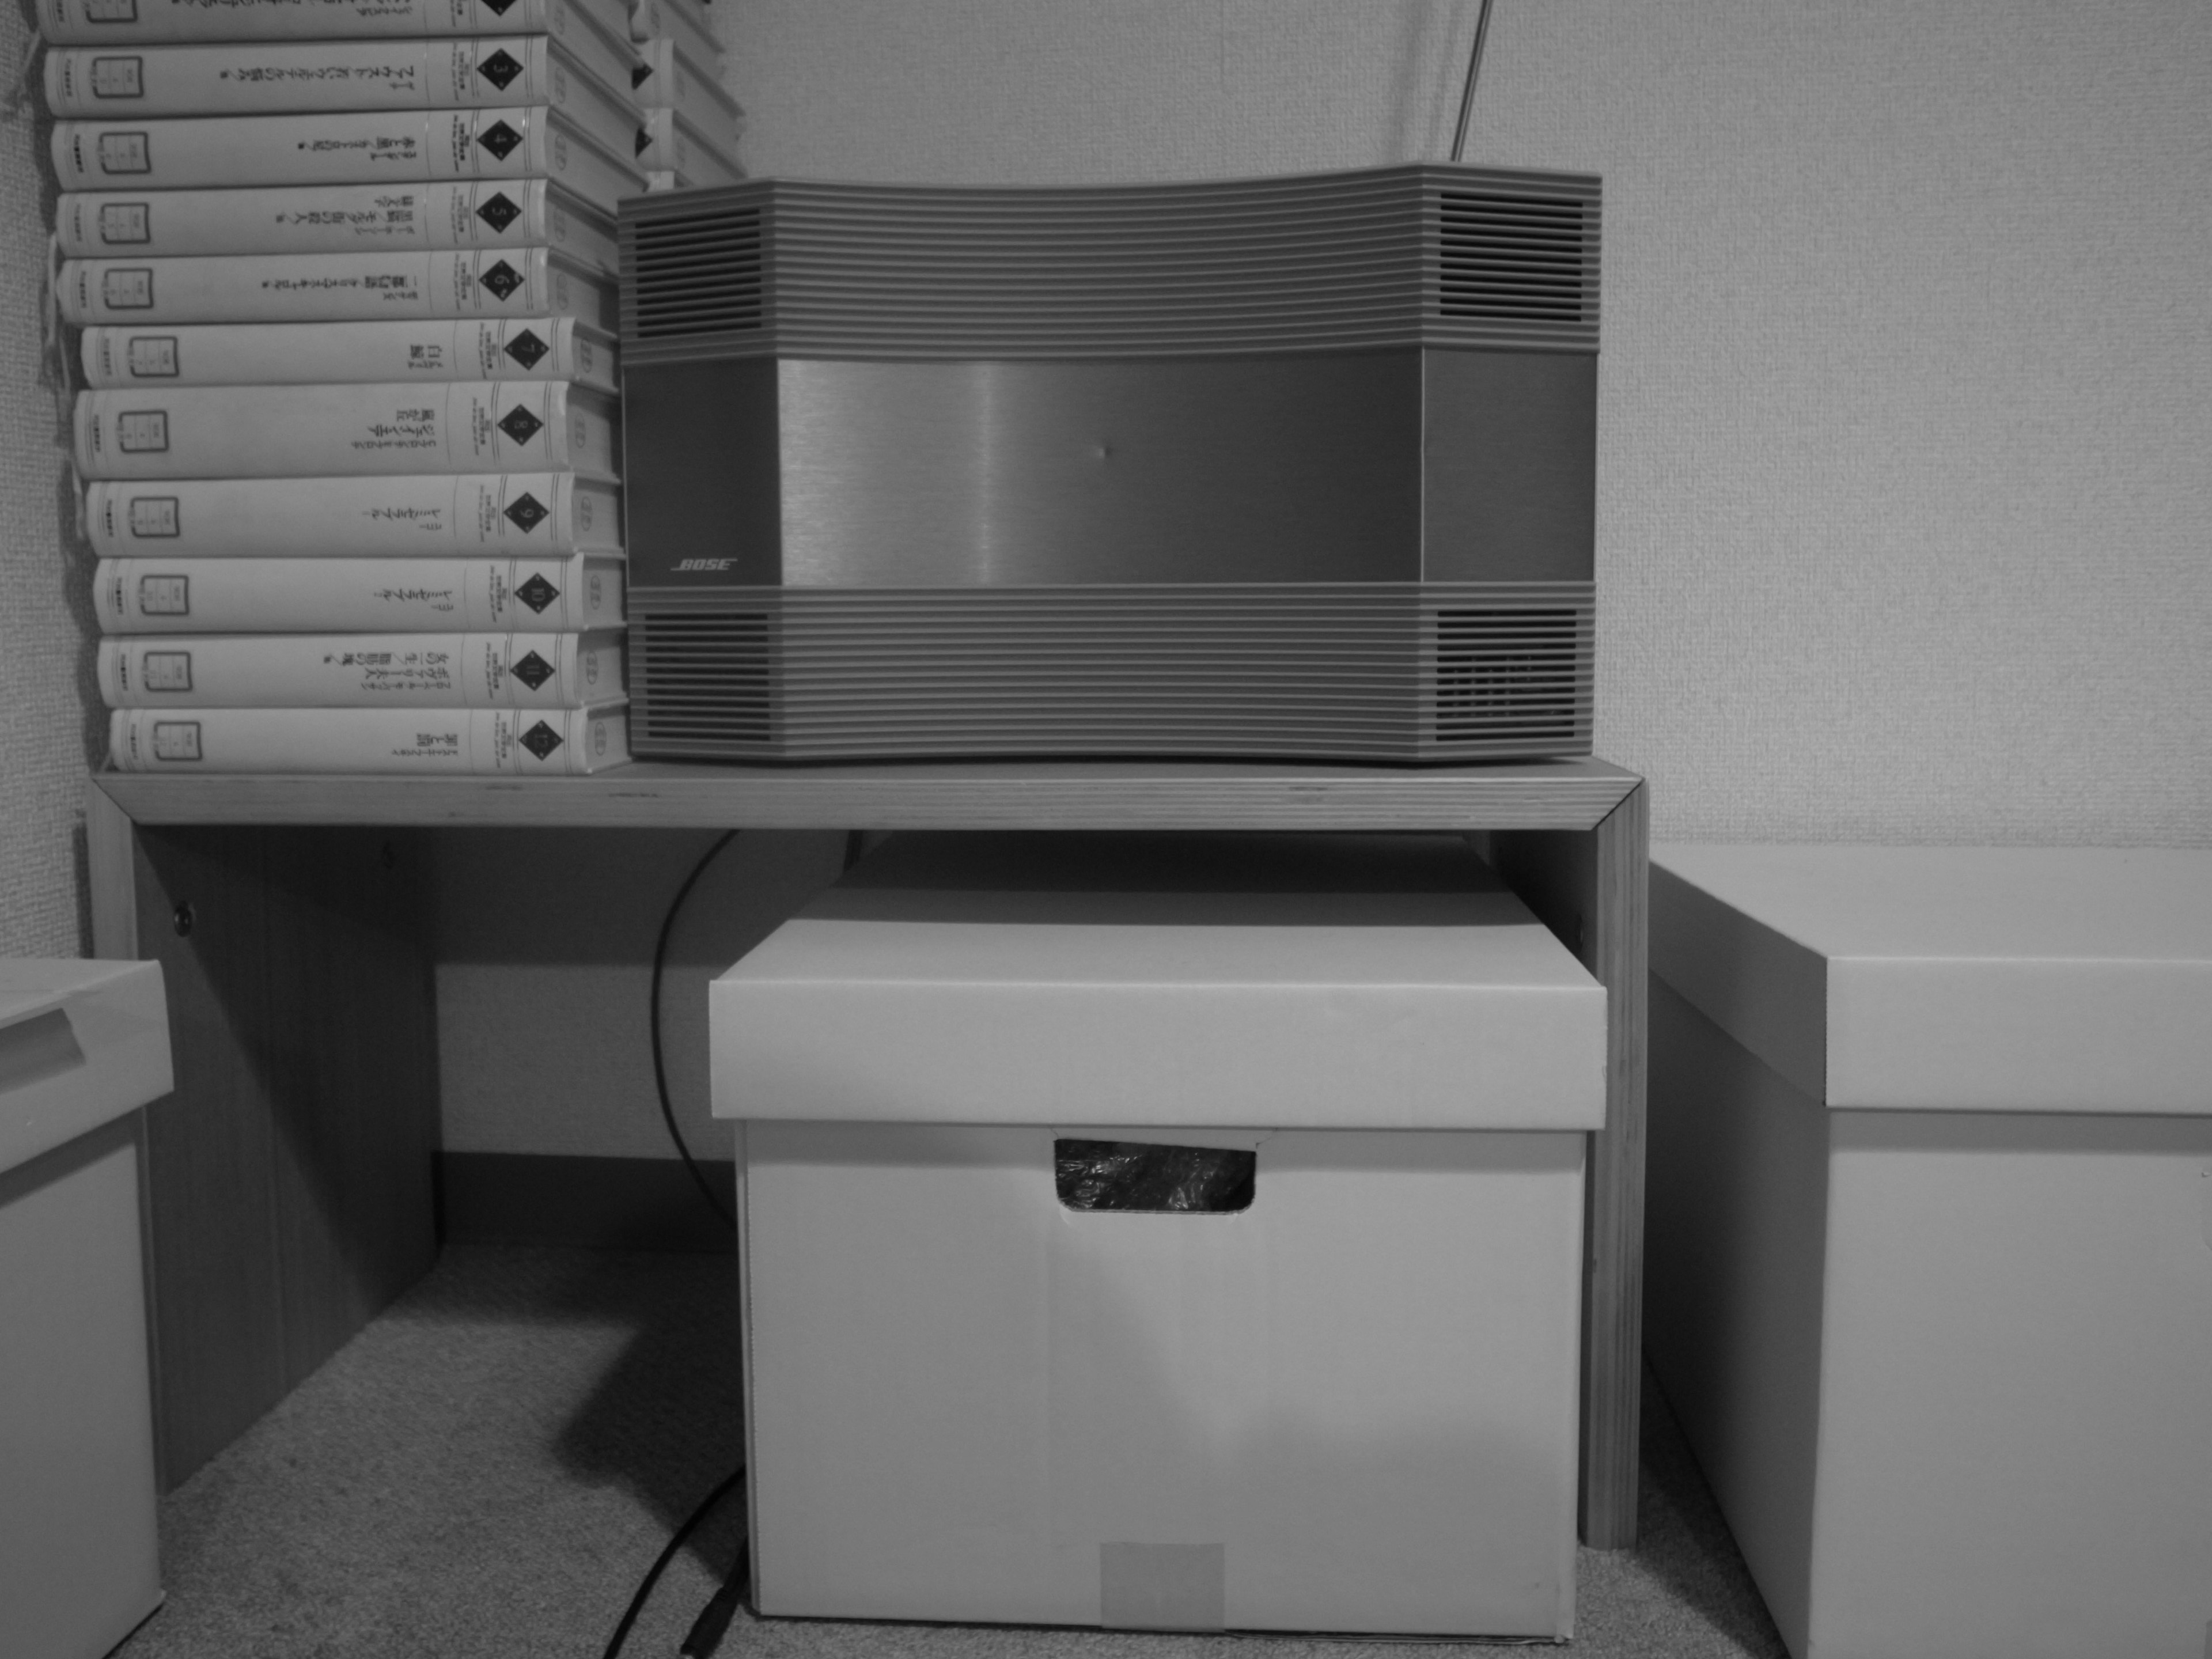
top-left (1054, 1139), bottom-right (1255, 1214)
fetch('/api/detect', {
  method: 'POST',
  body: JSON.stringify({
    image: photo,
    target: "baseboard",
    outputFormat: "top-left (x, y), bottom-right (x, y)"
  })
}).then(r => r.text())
top-left (435, 1152), bottom-right (737, 1253)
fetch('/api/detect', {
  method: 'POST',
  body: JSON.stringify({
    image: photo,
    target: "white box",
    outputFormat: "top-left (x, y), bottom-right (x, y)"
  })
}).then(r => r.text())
top-left (1, 959), bottom-right (173, 1659)
top-left (1646, 845), bottom-right (2212, 1659)
top-left (712, 834), bottom-right (1607, 1638)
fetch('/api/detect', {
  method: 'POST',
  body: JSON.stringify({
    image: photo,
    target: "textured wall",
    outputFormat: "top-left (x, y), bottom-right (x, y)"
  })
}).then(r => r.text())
top-left (723, 0), bottom-right (2212, 844)
top-left (0, 1), bottom-right (101, 958)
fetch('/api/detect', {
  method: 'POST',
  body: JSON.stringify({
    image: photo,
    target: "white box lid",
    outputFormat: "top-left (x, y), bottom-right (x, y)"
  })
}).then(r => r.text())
top-left (712, 834), bottom-right (1606, 1131)
top-left (1652, 844), bottom-right (2212, 1115)
top-left (1, 958), bottom-right (172, 1173)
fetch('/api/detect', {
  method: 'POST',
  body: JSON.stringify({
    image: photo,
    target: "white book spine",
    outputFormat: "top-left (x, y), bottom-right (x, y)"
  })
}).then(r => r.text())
top-left (628, 0), bottom-right (720, 68)
top-left (100, 628), bottom-right (626, 708)
top-left (58, 248), bottom-right (613, 328)
top-left (85, 472), bottom-right (622, 556)
top-left (108, 703), bottom-right (630, 775)
top-left (56, 180), bottom-right (618, 272)
top-left (96, 553), bottom-right (625, 631)
top-left (635, 107), bottom-right (741, 185)
top-left (74, 381), bottom-right (620, 480)
top-left (43, 37), bottom-right (565, 117)
top-left (52, 107), bottom-right (642, 210)
top-left (629, 36), bottom-right (740, 152)
top-left (81, 317), bottom-right (618, 392)
top-left (36, 0), bottom-right (628, 49)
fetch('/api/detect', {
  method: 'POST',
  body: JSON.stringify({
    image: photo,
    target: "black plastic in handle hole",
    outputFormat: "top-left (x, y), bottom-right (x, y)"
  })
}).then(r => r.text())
top-left (1054, 1139), bottom-right (1256, 1214)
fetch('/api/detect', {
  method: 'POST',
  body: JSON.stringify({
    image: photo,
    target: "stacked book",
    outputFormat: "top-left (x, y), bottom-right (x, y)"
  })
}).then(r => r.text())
top-left (626, 0), bottom-right (742, 190)
top-left (42, 0), bottom-right (643, 776)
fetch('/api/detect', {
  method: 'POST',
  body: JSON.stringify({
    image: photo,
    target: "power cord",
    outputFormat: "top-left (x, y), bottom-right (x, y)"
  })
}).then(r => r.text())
top-left (652, 830), bottom-right (741, 1232)
top-left (600, 1463), bottom-right (747, 1659)
top-left (650, 829), bottom-right (869, 1233)
top-left (680, 1528), bottom-right (752, 1657)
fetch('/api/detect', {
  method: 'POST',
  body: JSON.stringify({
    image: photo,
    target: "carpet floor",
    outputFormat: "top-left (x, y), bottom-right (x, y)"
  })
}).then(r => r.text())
top-left (115, 1246), bottom-right (1787, 1659)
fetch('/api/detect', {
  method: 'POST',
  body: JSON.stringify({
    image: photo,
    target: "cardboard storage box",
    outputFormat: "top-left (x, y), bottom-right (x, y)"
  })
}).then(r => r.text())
top-left (712, 833), bottom-right (1606, 1638)
top-left (1646, 846), bottom-right (2212, 1659)
top-left (2, 958), bottom-right (173, 1659)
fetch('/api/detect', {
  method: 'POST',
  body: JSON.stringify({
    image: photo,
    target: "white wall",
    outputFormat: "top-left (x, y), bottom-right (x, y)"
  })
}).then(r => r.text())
top-left (0, 3), bottom-right (101, 959)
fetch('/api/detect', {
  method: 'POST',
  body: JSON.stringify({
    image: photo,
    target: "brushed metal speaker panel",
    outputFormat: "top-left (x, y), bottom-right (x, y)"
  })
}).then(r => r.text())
top-left (620, 352), bottom-right (1595, 590)
top-left (628, 582), bottom-right (1593, 764)
top-left (1422, 350), bottom-right (1597, 583)
top-left (777, 355), bottom-right (1423, 588)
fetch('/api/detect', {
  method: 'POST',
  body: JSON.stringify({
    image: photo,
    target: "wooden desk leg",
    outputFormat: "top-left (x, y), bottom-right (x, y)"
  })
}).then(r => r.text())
top-left (86, 785), bottom-right (440, 1490)
top-left (1493, 782), bottom-right (1649, 1549)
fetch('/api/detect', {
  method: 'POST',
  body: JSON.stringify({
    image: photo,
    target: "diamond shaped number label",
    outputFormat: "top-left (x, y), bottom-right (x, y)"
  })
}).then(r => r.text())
top-left (477, 120), bottom-right (523, 162)
top-left (481, 0), bottom-right (517, 16)
top-left (475, 191), bottom-right (522, 234)
top-left (503, 492), bottom-right (548, 533)
top-left (498, 404), bottom-right (545, 446)
top-left (520, 719), bottom-right (563, 760)
top-left (503, 328), bottom-right (548, 370)
top-left (510, 650), bottom-right (555, 691)
top-left (479, 259), bottom-right (524, 302)
top-left (515, 573), bottom-right (560, 612)
top-left (476, 48), bottom-right (524, 90)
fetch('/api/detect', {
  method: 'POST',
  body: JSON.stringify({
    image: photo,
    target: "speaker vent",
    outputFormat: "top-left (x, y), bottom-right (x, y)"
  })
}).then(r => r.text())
top-left (1436, 192), bottom-right (1590, 326)
top-left (1434, 608), bottom-right (1584, 744)
top-left (635, 611), bottom-right (771, 744)
top-left (628, 207), bottom-right (763, 341)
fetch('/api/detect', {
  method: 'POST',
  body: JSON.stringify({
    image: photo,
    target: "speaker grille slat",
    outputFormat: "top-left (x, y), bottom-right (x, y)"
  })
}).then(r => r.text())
top-left (620, 165), bottom-right (1599, 361)
top-left (625, 207), bottom-right (765, 340)
top-left (627, 585), bottom-right (1592, 762)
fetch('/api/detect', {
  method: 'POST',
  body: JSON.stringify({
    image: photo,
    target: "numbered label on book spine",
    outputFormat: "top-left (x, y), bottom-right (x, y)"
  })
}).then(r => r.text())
top-left (75, 381), bottom-right (619, 480)
top-left (100, 629), bottom-right (626, 708)
top-left (84, 472), bottom-right (622, 558)
top-left (97, 553), bottom-right (624, 631)
top-left (108, 704), bottom-right (631, 775)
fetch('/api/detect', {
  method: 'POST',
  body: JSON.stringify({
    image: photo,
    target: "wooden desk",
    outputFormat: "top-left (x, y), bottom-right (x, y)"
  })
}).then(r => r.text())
top-left (86, 756), bottom-right (1648, 1547)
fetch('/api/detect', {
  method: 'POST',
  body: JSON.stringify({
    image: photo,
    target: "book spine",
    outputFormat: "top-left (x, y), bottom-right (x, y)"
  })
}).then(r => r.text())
top-left (636, 107), bottom-right (741, 186)
top-left (108, 703), bottom-right (631, 774)
top-left (74, 381), bottom-right (619, 480)
top-left (50, 108), bottom-right (638, 206)
top-left (38, 0), bottom-right (552, 48)
top-left (57, 247), bottom-right (615, 328)
top-left (100, 628), bottom-right (626, 707)
top-left (549, 16), bottom-right (638, 114)
top-left (627, 0), bottom-right (721, 69)
top-left (41, 38), bottom-right (558, 118)
top-left (81, 317), bottom-right (618, 392)
top-left (84, 472), bottom-right (622, 556)
top-left (55, 180), bottom-right (615, 270)
top-left (96, 553), bottom-right (625, 631)
top-left (629, 36), bottom-right (741, 153)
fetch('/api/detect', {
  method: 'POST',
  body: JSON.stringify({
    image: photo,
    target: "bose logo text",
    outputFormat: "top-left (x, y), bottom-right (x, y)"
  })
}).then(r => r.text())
top-left (675, 558), bottom-right (733, 571)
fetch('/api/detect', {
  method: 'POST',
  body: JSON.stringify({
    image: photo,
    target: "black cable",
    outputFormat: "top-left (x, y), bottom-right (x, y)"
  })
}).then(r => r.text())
top-left (652, 830), bottom-right (868, 1232)
top-left (1449, 0), bottom-right (1497, 162)
top-left (600, 1463), bottom-right (747, 1659)
top-left (679, 1531), bottom-right (751, 1658)
top-left (652, 829), bottom-right (741, 1231)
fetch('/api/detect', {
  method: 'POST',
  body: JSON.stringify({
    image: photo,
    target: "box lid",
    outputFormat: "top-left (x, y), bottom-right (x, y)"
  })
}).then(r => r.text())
top-left (1652, 845), bottom-right (2212, 1114)
top-left (0, 959), bottom-right (172, 1173)
top-left (712, 833), bottom-right (1605, 1131)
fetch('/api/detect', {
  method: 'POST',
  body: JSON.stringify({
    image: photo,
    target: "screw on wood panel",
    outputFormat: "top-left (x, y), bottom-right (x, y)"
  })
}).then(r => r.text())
top-left (172, 902), bottom-right (194, 937)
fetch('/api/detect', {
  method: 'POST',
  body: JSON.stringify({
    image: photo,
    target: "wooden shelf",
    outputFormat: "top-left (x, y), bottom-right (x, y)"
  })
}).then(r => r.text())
top-left (94, 755), bottom-right (1641, 832)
